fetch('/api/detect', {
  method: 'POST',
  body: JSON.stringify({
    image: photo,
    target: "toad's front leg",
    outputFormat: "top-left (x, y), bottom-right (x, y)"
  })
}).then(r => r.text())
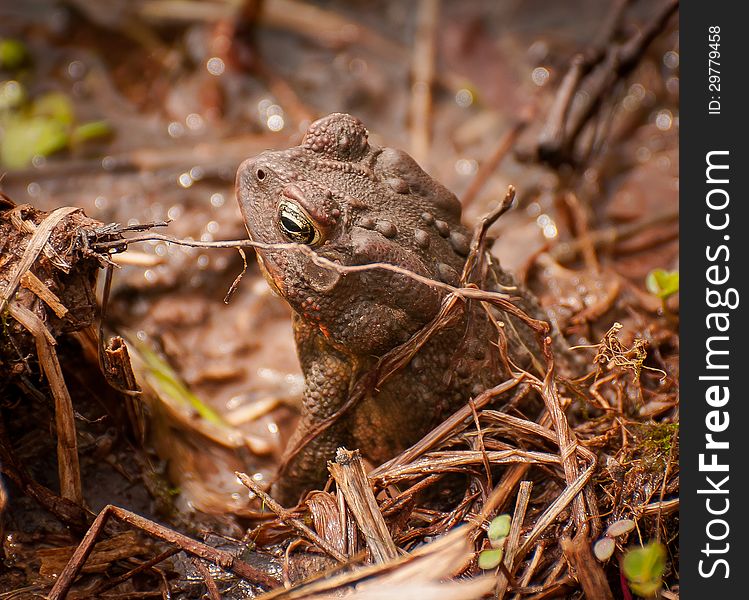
top-left (271, 318), bottom-right (356, 506)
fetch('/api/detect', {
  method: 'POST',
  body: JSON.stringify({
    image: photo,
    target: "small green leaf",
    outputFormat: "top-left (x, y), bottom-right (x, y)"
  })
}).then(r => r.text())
top-left (645, 269), bottom-right (679, 300)
top-left (488, 514), bottom-right (511, 541)
top-left (0, 116), bottom-right (69, 169)
top-left (71, 120), bottom-right (113, 145)
top-left (0, 39), bottom-right (28, 69)
top-left (135, 342), bottom-right (225, 426)
top-left (478, 548), bottom-right (503, 570)
top-left (32, 91), bottom-right (75, 125)
top-left (622, 541), bottom-right (666, 597)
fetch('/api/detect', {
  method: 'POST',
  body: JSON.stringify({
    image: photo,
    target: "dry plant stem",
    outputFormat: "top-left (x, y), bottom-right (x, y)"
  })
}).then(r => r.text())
top-left (538, 350), bottom-right (586, 527)
top-left (461, 186), bottom-right (516, 284)
top-left (375, 449), bottom-right (563, 485)
top-left (639, 498), bottom-right (679, 517)
top-left (190, 557), bottom-right (222, 600)
top-left (0, 206), bottom-right (79, 314)
top-left (93, 548), bottom-right (180, 596)
top-left (476, 401), bottom-right (561, 523)
top-left (564, 192), bottom-right (599, 273)
top-left (561, 531), bottom-right (615, 600)
top-left (371, 377), bottom-right (524, 476)
top-left (104, 336), bottom-right (146, 443)
top-left (469, 398), bottom-right (493, 490)
top-left (523, 577), bottom-right (575, 600)
top-left (379, 474), bottom-right (443, 516)
top-left (536, 0), bottom-right (630, 157)
top-left (409, 0), bottom-right (439, 166)
top-left (566, 0), bottom-right (678, 145)
top-left (20, 270), bottom-right (69, 318)
top-left (550, 210), bottom-right (677, 263)
top-left (496, 481), bottom-right (532, 599)
top-left (515, 450), bottom-right (595, 561)
top-left (258, 525), bottom-right (481, 600)
top-left (7, 302), bottom-right (83, 506)
top-left (461, 124), bottom-right (527, 208)
top-left (236, 472), bottom-right (348, 564)
top-left (511, 541), bottom-right (547, 600)
top-left (47, 505), bottom-right (278, 600)
top-left (328, 449), bottom-right (398, 563)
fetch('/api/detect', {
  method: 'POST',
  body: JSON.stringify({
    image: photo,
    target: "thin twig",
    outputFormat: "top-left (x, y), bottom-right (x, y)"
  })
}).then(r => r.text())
top-left (496, 481), bottom-right (532, 599)
top-left (409, 0), bottom-right (439, 166)
top-left (236, 472), bottom-right (348, 564)
top-left (47, 505), bottom-right (279, 599)
top-left (328, 449), bottom-right (398, 563)
top-left (8, 301), bottom-right (83, 506)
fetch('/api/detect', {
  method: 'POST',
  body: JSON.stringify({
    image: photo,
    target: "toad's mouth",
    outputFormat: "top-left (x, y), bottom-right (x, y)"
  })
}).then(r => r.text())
top-left (254, 252), bottom-right (285, 298)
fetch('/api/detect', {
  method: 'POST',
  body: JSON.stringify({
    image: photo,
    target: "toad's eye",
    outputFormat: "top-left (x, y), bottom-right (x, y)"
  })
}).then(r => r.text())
top-left (278, 200), bottom-right (322, 245)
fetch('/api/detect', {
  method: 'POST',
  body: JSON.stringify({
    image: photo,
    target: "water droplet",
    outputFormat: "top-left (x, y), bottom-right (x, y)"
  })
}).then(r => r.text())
top-left (455, 88), bottom-right (474, 108)
top-left (178, 172), bottom-right (193, 188)
top-left (531, 67), bottom-right (550, 87)
top-left (167, 205), bottom-right (183, 220)
top-left (454, 158), bottom-right (478, 176)
top-left (168, 121), bottom-right (185, 138)
top-left (210, 193), bottom-right (225, 207)
top-left (267, 114), bottom-right (284, 131)
top-left (663, 50), bottom-right (679, 69)
top-left (267, 104), bottom-right (283, 117)
top-left (629, 83), bottom-right (646, 100)
top-left (67, 60), bottom-right (86, 79)
top-left (655, 109), bottom-right (673, 131)
top-left (185, 113), bottom-right (204, 131)
top-left (26, 182), bottom-right (41, 197)
top-left (206, 56), bottom-right (225, 76)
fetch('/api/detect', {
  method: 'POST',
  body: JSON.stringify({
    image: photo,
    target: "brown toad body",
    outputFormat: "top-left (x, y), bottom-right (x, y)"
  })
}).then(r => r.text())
top-left (236, 113), bottom-right (547, 505)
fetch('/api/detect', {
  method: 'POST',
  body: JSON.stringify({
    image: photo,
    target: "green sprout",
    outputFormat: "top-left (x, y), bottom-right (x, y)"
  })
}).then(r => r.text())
top-left (622, 541), bottom-right (667, 597)
top-left (0, 88), bottom-right (113, 168)
top-left (646, 267), bottom-right (679, 304)
top-left (478, 514), bottom-right (511, 570)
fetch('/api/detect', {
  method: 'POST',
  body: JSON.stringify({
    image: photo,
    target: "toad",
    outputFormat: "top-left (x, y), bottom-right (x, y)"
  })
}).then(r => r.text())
top-left (236, 113), bottom-right (549, 505)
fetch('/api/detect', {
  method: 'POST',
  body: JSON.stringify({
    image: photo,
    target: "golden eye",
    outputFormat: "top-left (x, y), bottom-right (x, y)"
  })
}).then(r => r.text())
top-left (278, 200), bottom-right (322, 245)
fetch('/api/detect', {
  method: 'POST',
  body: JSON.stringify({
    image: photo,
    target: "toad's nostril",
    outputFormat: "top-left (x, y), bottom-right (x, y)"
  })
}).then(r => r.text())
top-left (256, 168), bottom-right (266, 180)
